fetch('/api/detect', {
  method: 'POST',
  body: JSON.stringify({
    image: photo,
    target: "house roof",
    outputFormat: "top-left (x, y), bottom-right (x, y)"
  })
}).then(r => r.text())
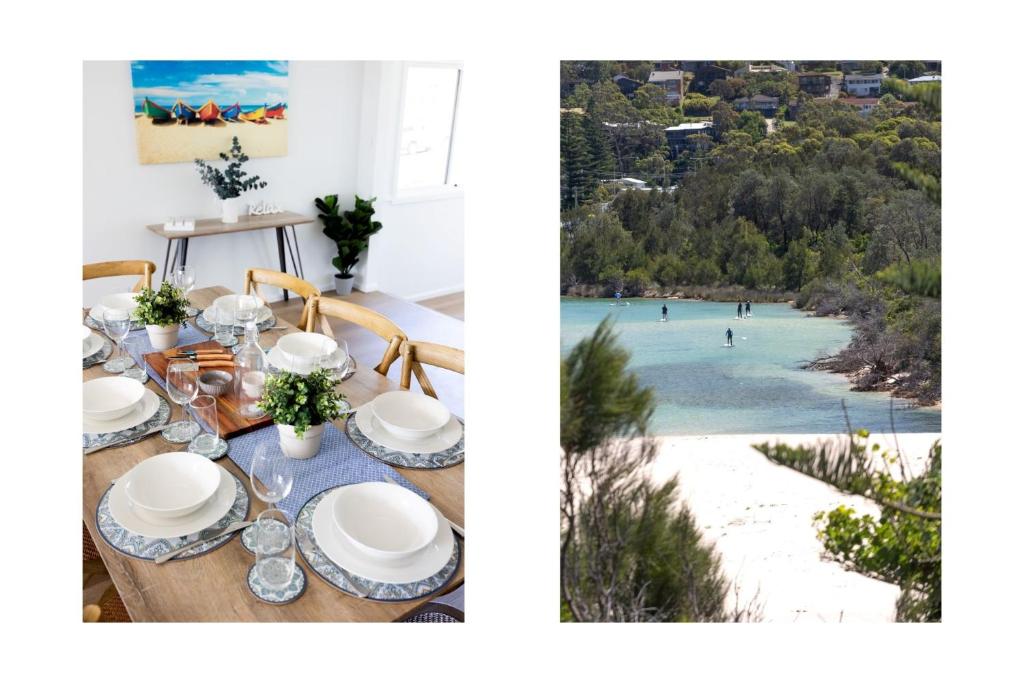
top-left (841, 97), bottom-right (879, 105)
top-left (665, 121), bottom-right (714, 131)
top-left (649, 70), bottom-right (684, 82)
top-left (908, 75), bottom-right (941, 83)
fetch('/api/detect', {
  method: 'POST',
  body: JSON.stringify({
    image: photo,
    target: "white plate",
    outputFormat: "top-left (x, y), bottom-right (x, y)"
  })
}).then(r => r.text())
top-left (371, 391), bottom-right (450, 440)
top-left (211, 294), bottom-right (272, 323)
top-left (82, 332), bottom-right (104, 359)
top-left (108, 466), bottom-right (236, 538)
top-left (267, 345), bottom-right (348, 375)
top-left (82, 388), bottom-right (160, 435)
top-left (89, 292), bottom-right (139, 323)
top-left (312, 486), bottom-right (454, 583)
top-left (83, 376), bottom-right (146, 421)
top-left (123, 451), bottom-right (222, 519)
top-left (354, 406), bottom-right (462, 455)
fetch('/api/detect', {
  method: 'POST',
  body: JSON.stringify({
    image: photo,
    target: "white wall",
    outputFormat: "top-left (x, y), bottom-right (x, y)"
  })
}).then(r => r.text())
top-left (83, 60), bottom-right (464, 306)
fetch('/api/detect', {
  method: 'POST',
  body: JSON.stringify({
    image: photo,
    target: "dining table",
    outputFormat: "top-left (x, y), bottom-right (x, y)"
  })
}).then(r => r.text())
top-left (81, 285), bottom-right (465, 621)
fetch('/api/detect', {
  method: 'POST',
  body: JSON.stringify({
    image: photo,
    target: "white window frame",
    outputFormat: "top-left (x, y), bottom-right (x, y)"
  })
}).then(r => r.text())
top-left (391, 61), bottom-right (463, 204)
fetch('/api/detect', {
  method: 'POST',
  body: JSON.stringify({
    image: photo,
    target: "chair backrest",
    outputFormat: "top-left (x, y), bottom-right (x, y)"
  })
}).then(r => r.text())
top-left (306, 296), bottom-right (407, 375)
top-left (399, 340), bottom-right (465, 400)
top-left (83, 260), bottom-right (156, 292)
top-left (243, 268), bottom-right (321, 330)
top-left (401, 584), bottom-right (464, 622)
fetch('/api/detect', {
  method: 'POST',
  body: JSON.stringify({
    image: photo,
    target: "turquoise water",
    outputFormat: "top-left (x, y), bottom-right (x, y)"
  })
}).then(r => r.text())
top-left (561, 298), bottom-right (941, 435)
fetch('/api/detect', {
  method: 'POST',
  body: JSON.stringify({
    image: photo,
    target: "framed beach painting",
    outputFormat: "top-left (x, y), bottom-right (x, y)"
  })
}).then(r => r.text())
top-left (130, 60), bottom-right (289, 164)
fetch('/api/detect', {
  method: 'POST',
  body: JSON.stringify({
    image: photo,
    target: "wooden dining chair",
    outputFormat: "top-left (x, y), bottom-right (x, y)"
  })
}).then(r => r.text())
top-left (305, 296), bottom-right (407, 375)
top-left (399, 340), bottom-right (465, 400)
top-left (243, 268), bottom-right (321, 330)
top-left (82, 260), bottom-right (156, 292)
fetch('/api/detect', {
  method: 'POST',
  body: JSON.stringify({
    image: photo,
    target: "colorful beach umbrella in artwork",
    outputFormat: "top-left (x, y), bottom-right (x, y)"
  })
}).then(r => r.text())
top-left (198, 99), bottom-right (221, 122)
top-left (142, 97), bottom-right (172, 121)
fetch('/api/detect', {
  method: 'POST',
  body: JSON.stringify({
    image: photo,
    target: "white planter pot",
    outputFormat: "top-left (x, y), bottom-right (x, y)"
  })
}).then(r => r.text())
top-left (277, 422), bottom-right (325, 459)
top-left (145, 324), bottom-right (179, 351)
top-left (334, 274), bottom-right (355, 296)
top-left (221, 197), bottom-right (244, 223)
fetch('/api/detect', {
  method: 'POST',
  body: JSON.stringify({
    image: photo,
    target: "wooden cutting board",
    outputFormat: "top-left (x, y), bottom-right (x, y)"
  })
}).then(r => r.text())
top-left (145, 340), bottom-right (273, 439)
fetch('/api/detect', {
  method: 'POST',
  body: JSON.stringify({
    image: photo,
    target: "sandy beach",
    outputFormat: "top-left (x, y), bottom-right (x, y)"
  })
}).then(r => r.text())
top-left (646, 432), bottom-right (939, 622)
top-left (134, 115), bottom-right (288, 164)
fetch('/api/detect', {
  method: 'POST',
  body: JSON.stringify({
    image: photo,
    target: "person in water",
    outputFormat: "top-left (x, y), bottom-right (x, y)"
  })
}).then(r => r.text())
top-left (726, 327), bottom-right (734, 347)
top-left (661, 303), bottom-right (668, 320)
top-left (745, 300), bottom-right (751, 317)
top-left (737, 302), bottom-right (743, 318)
top-left (614, 291), bottom-right (622, 304)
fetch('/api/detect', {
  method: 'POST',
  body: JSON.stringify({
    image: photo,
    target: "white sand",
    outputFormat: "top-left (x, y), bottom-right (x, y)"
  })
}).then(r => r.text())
top-left (646, 432), bottom-right (939, 623)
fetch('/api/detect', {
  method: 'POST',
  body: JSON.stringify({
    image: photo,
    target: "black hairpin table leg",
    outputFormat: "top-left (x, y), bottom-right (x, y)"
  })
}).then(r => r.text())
top-left (276, 226), bottom-right (288, 301)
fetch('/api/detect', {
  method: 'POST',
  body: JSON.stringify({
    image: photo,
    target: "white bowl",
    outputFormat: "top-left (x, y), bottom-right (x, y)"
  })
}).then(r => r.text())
top-left (371, 391), bottom-right (451, 441)
top-left (99, 292), bottom-right (139, 314)
top-left (82, 376), bottom-right (146, 421)
top-left (277, 332), bottom-right (339, 371)
top-left (82, 325), bottom-right (92, 341)
top-left (123, 452), bottom-right (222, 520)
top-left (331, 482), bottom-right (438, 564)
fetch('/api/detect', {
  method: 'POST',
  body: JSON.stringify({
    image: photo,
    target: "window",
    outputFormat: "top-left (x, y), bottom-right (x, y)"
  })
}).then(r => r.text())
top-left (395, 63), bottom-right (462, 195)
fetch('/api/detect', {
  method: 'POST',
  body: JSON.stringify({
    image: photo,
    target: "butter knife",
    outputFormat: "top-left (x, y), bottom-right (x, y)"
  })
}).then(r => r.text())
top-left (154, 520), bottom-right (253, 564)
top-left (83, 423), bottom-right (165, 455)
top-left (383, 474), bottom-right (464, 537)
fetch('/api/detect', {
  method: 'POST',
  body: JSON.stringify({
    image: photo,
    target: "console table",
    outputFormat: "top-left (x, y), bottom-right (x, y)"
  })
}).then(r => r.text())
top-left (145, 212), bottom-right (315, 301)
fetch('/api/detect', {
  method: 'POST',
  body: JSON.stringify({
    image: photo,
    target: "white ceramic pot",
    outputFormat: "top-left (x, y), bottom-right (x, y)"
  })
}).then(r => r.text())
top-left (334, 274), bottom-right (355, 296)
top-left (221, 197), bottom-right (244, 223)
top-left (277, 422), bottom-right (325, 459)
top-left (145, 324), bottom-right (179, 351)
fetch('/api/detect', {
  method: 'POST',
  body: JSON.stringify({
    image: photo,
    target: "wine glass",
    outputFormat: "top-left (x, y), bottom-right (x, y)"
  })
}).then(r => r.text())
top-left (163, 360), bottom-right (200, 443)
top-left (249, 440), bottom-right (294, 510)
top-left (173, 265), bottom-right (198, 317)
top-left (101, 308), bottom-right (131, 373)
top-left (254, 508), bottom-right (295, 590)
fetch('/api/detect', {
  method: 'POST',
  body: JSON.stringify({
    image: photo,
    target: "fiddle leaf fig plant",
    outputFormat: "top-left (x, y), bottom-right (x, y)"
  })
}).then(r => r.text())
top-left (257, 369), bottom-right (345, 438)
top-left (132, 281), bottom-right (189, 327)
top-left (316, 194), bottom-right (384, 278)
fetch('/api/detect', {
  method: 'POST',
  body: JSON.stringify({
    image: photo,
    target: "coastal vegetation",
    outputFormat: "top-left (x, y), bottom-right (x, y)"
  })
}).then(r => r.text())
top-left (561, 319), bottom-right (760, 621)
top-left (756, 431), bottom-right (941, 621)
top-left (560, 60), bottom-right (941, 404)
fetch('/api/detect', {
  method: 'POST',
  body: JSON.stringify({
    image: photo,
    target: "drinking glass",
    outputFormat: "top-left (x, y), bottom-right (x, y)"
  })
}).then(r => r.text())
top-left (188, 395), bottom-right (226, 457)
top-left (120, 335), bottom-right (148, 383)
top-left (212, 301), bottom-right (237, 346)
top-left (249, 440), bottom-right (294, 510)
top-left (235, 294), bottom-right (259, 327)
top-left (101, 308), bottom-right (131, 373)
top-left (173, 265), bottom-right (198, 317)
top-left (163, 360), bottom-right (200, 442)
top-left (254, 508), bottom-right (295, 590)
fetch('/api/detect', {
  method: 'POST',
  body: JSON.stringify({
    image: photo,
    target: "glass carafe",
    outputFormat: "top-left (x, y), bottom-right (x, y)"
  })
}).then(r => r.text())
top-left (235, 320), bottom-right (268, 419)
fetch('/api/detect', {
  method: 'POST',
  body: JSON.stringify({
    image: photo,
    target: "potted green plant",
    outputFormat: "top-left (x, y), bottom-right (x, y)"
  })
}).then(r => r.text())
top-left (195, 136), bottom-right (268, 223)
top-left (315, 194), bottom-right (383, 295)
top-left (133, 281), bottom-right (190, 350)
top-left (257, 369), bottom-right (346, 459)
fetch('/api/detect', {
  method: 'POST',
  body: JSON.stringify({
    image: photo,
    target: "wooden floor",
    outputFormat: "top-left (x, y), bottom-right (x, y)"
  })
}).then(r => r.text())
top-left (270, 289), bottom-right (464, 417)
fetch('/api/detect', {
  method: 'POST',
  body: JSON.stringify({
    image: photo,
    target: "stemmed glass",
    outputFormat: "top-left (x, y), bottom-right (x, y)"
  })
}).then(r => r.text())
top-left (163, 360), bottom-right (201, 443)
top-left (173, 265), bottom-right (198, 317)
top-left (249, 440), bottom-right (294, 510)
top-left (101, 308), bottom-right (131, 373)
top-left (254, 508), bottom-right (296, 590)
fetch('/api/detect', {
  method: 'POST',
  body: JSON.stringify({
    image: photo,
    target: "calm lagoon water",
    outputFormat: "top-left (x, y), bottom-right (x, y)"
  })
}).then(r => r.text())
top-left (561, 298), bottom-right (941, 435)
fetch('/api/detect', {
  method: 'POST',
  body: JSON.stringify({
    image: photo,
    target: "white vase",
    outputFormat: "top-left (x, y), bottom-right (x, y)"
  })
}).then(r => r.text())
top-left (145, 324), bottom-right (179, 351)
top-left (277, 422), bottom-right (325, 459)
top-left (221, 197), bottom-right (243, 223)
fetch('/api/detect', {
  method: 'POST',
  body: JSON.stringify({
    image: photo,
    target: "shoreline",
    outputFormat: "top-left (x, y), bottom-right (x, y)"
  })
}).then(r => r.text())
top-left (645, 432), bottom-right (939, 622)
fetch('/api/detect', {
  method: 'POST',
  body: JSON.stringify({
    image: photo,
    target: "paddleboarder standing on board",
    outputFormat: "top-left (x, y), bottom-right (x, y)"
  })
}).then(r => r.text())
top-left (745, 300), bottom-right (751, 317)
top-left (662, 304), bottom-right (668, 321)
top-left (615, 291), bottom-right (622, 305)
top-left (737, 302), bottom-right (743, 318)
top-left (726, 328), bottom-right (734, 347)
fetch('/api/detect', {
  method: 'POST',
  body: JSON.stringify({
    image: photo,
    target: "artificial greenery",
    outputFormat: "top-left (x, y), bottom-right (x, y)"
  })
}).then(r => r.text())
top-left (132, 281), bottom-right (189, 327)
top-left (257, 369), bottom-right (345, 438)
top-left (316, 194), bottom-right (384, 278)
top-left (195, 136), bottom-right (268, 200)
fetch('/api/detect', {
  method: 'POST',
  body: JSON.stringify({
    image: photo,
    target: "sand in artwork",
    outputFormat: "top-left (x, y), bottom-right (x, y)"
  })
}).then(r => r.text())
top-left (134, 116), bottom-right (288, 165)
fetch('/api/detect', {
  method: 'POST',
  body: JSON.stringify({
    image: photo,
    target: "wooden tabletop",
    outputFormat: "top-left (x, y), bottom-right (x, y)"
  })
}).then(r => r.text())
top-left (82, 286), bottom-right (464, 622)
top-left (145, 212), bottom-right (315, 239)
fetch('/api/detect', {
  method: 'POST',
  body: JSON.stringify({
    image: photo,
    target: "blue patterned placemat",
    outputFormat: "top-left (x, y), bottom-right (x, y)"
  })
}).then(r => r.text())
top-left (83, 338), bottom-right (113, 369)
top-left (227, 423), bottom-right (428, 522)
top-left (346, 416), bottom-right (465, 469)
top-left (296, 487), bottom-right (460, 601)
top-left (95, 471), bottom-right (250, 562)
